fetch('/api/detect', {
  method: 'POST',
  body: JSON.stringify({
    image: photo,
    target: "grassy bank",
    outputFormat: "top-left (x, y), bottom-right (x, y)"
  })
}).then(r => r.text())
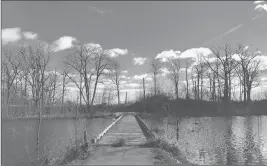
top-left (140, 138), bottom-right (191, 165)
top-left (2, 112), bottom-right (122, 120)
top-left (128, 95), bottom-right (267, 117)
top-left (2, 103), bottom-right (123, 120)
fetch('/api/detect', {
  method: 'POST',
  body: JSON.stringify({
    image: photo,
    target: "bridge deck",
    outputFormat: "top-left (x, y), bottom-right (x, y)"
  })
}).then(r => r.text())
top-left (82, 114), bottom-right (156, 165)
top-left (98, 114), bottom-right (147, 145)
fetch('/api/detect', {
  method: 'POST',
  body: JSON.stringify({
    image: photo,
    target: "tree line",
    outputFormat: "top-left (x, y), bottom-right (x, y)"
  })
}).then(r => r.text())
top-left (2, 42), bottom-right (266, 116)
top-left (1, 43), bottom-right (125, 116)
top-left (149, 43), bottom-right (266, 104)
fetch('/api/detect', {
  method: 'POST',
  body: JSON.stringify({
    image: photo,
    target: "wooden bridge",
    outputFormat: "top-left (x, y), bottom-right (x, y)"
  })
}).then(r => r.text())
top-left (81, 113), bottom-right (159, 165)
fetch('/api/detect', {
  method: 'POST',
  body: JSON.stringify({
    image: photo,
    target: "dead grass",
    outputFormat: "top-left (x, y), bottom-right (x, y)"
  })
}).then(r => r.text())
top-left (58, 140), bottom-right (94, 165)
top-left (111, 138), bottom-right (126, 147)
top-left (152, 127), bottom-right (162, 134)
top-left (139, 139), bottom-right (160, 148)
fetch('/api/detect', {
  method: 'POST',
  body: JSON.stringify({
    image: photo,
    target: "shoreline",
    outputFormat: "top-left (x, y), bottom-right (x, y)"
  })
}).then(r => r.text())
top-left (139, 112), bottom-right (267, 119)
top-left (2, 112), bottom-right (121, 121)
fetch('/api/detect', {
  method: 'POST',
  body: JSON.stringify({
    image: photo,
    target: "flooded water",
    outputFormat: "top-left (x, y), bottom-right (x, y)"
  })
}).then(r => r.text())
top-left (143, 115), bottom-right (267, 165)
top-left (2, 118), bottom-right (113, 166)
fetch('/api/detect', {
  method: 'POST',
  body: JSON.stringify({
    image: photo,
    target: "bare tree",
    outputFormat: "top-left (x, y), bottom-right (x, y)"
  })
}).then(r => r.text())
top-left (17, 43), bottom-right (51, 162)
top-left (235, 44), bottom-right (263, 103)
top-left (18, 43), bottom-right (51, 111)
top-left (110, 60), bottom-right (121, 105)
top-left (90, 49), bottom-right (113, 106)
top-left (60, 68), bottom-right (70, 106)
top-left (185, 60), bottom-right (191, 99)
top-left (2, 49), bottom-right (21, 115)
top-left (166, 58), bottom-right (181, 100)
top-left (64, 44), bottom-right (97, 111)
top-left (151, 59), bottom-right (162, 96)
top-left (101, 85), bottom-right (108, 104)
top-left (191, 52), bottom-right (207, 100)
top-left (143, 78), bottom-right (146, 100)
top-left (204, 44), bottom-right (238, 103)
top-left (51, 68), bottom-right (57, 105)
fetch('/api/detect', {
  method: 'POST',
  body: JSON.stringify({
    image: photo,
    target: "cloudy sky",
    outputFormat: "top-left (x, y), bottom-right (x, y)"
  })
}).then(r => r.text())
top-left (2, 1), bottom-right (267, 102)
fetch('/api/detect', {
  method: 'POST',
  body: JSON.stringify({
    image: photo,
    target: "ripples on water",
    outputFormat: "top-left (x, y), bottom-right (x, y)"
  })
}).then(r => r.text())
top-left (2, 118), bottom-right (113, 166)
top-left (144, 115), bottom-right (267, 165)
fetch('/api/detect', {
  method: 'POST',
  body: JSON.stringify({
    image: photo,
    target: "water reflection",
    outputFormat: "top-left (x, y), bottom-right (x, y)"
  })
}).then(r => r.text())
top-left (2, 118), bottom-right (113, 166)
top-left (143, 115), bottom-right (267, 165)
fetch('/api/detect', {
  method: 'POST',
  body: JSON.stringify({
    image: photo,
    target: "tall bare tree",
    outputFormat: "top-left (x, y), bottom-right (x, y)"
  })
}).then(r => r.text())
top-left (235, 44), bottom-right (263, 103)
top-left (64, 44), bottom-right (97, 111)
top-left (110, 60), bottom-right (121, 105)
top-left (205, 44), bottom-right (238, 103)
top-left (2, 49), bottom-right (22, 115)
top-left (166, 58), bottom-right (181, 100)
top-left (60, 68), bottom-right (70, 108)
top-left (151, 59), bottom-right (162, 96)
top-left (90, 49), bottom-right (113, 105)
top-left (185, 60), bottom-right (191, 99)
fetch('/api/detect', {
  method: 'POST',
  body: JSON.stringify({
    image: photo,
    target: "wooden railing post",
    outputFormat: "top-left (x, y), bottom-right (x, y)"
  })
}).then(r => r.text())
top-left (84, 130), bottom-right (87, 144)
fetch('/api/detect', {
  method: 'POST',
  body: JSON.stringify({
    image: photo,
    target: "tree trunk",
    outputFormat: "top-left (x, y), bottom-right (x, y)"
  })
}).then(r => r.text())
top-left (228, 73), bottom-right (231, 101)
top-left (52, 68), bottom-right (57, 105)
top-left (108, 91), bottom-right (111, 105)
top-left (61, 74), bottom-right (66, 114)
top-left (176, 115), bottom-right (179, 141)
top-left (175, 82), bottom-right (179, 100)
top-left (212, 73), bottom-right (216, 101)
top-left (197, 74), bottom-right (200, 100)
top-left (84, 75), bottom-right (90, 112)
top-left (91, 76), bottom-right (99, 105)
top-left (143, 78), bottom-right (146, 100)
top-left (243, 81), bottom-right (247, 104)
top-left (239, 78), bottom-right (242, 102)
top-left (154, 74), bottom-right (157, 96)
top-left (185, 67), bottom-right (189, 99)
top-left (247, 84), bottom-right (252, 103)
top-left (200, 73), bottom-right (203, 100)
top-left (125, 91), bottom-right (128, 104)
top-left (117, 86), bottom-right (120, 105)
top-left (223, 72), bottom-right (229, 103)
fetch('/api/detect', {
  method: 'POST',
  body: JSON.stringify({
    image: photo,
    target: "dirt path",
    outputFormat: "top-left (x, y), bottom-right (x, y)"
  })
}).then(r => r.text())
top-left (81, 114), bottom-right (156, 165)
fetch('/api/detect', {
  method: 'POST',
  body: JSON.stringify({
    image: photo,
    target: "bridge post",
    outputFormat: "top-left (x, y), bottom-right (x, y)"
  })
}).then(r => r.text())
top-left (84, 130), bottom-right (87, 143)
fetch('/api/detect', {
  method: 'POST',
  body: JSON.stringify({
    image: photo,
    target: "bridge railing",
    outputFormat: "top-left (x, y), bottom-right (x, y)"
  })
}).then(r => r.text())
top-left (135, 114), bottom-right (156, 140)
top-left (92, 114), bottom-right (124, 144)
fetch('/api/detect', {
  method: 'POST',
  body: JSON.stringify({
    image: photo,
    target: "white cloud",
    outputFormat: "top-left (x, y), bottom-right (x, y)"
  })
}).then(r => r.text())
top-left (254, 1), bottom-right (264, 4)
top-left (85, 43), bottom-right (102, 50)
top-left (133, 73), bottom-right (150, 80)
top-left (122, 70), bottom-right (128, 74)
top-left (23, 32), bottom-right (38, 40)
top-left (88, 6), bottom-right (111, 15)
top-left (52, 36), bottom-right (78, 52)
top-left (124, 83), bottom-right (141, 88)
top-left (155, 50), bottom-right (181, 62)
top-left (2, 28), bottom-right (22, 44)
top-left (244, 45), bottom-right (249, 50)
top-left (107, 48), bottom-right (128, 57)
top-left (103, 69), bottom-right (112, 74)
top-left (121, 75), bottom-right (131, 80)
top-left (145, 77), bottom-right (153, 81)
top-left (180, 47), bottom-right (213, 67)
top-left (254, 1), bottom-right (267, 12)
top-left (120, 80), bottom-right (128, 85)
top-left (133, 57), bottom-right (147, 65)
top-left (255, 54), bottom-right (267, 70)
top-left (160, 68), bottom-right (170, 76)
top-left (255, 4), bottom-right (267, 11)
